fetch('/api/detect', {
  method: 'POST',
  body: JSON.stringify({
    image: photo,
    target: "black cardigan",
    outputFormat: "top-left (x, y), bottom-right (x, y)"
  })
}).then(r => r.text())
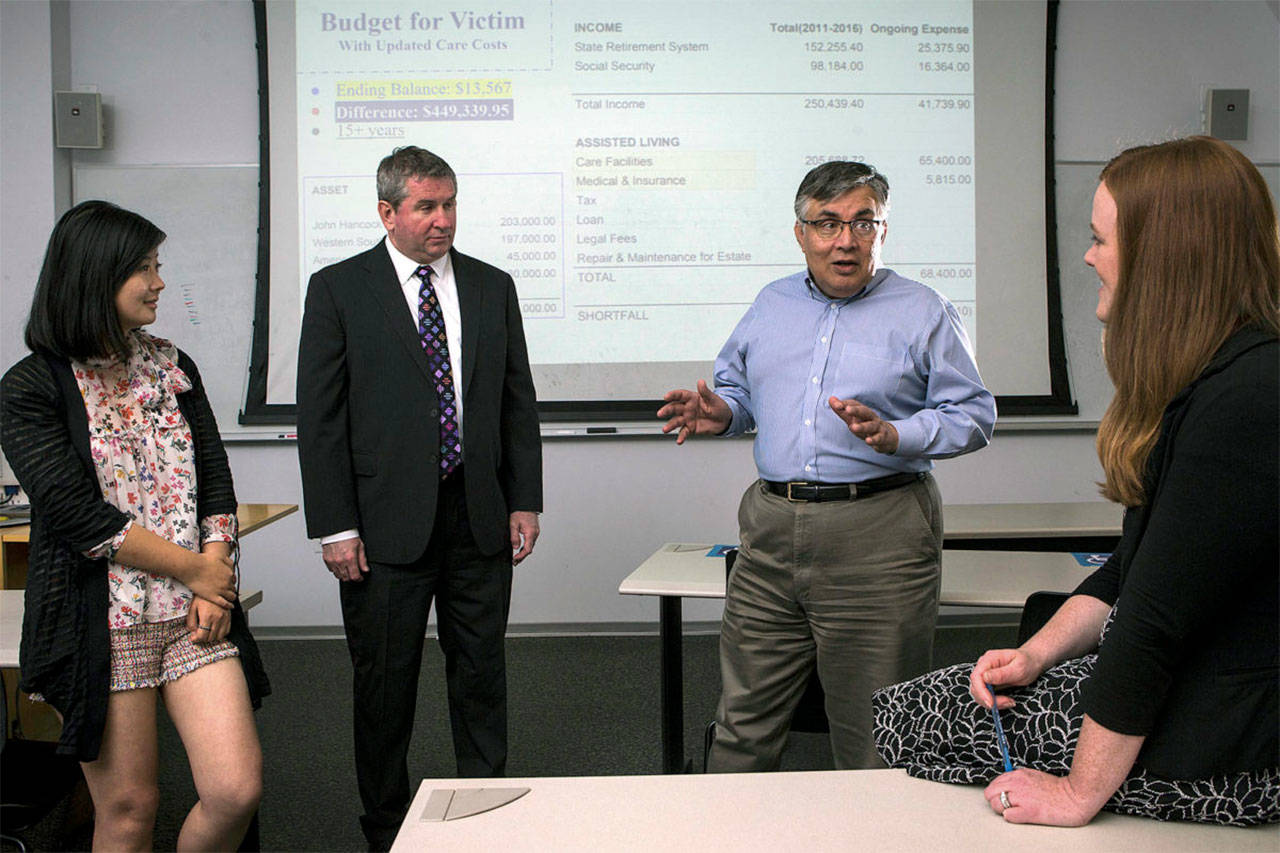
top-left (0, 349), bottom-right (270, 761)
top-left (1074, 327), bottom-right (1278, 780)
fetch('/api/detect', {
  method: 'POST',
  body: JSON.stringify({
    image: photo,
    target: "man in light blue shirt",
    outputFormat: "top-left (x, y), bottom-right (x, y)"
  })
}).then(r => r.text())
top-left (659, 161), bottom-right (995, 770)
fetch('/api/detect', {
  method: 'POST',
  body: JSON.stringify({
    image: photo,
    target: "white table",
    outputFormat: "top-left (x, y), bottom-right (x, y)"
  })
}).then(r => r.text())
top-left (621, 544), bottom-right (1102, 607)
top-left (941, 501), bottom-right (1122, 546)
top-left (621, 544), bottom-right (1103, 773)
top-left (0, 590), bottom-right (22, 668)
top-left (392, 769), bottom-right (1278, 852)
top-left (0, 587), bottom-right (263, 668)
top-left (0, 502), bottom-right (290, 664)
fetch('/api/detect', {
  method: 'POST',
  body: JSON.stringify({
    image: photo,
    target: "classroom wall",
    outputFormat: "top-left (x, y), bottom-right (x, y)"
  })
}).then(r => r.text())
top-left (2, 1), bottom-right (1277, 630)
top-left (0, 0), bottom-right (68, 376)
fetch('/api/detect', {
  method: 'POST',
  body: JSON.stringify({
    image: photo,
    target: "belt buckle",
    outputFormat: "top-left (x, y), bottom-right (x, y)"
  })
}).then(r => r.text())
top-left (786, 482), bottom-right (803, 502)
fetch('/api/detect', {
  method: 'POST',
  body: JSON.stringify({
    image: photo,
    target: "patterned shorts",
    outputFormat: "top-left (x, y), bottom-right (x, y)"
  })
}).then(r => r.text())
top-left (109, 618), bottom-right (239, 692)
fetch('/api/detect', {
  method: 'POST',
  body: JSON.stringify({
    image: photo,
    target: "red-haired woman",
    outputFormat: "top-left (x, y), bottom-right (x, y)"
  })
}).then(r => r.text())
top-left (873, 137), bottom-right (1278, 827)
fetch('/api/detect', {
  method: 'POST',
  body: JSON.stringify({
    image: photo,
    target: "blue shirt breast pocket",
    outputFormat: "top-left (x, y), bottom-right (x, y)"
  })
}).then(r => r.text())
top-left (833, 341), bottom-right (906, 406)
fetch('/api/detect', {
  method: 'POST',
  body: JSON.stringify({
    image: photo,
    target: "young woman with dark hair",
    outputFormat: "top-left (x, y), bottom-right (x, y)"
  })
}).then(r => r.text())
top-left (1, 200), bottom-right (269, 850)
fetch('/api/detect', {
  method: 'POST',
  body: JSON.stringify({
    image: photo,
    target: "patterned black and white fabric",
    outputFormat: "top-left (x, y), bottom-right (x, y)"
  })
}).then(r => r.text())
top-left (871, 614), bottom-right (1280, 826)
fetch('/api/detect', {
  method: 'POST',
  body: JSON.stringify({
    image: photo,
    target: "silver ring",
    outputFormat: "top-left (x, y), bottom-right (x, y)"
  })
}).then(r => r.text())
top-left (999, 790), bottom-right (1011, 810)
top-left (198, 625), bottom-right (212, 631)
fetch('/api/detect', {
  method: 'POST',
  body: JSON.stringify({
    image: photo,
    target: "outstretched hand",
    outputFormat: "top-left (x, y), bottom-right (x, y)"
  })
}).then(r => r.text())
top-left (658, 380), bottom-right (732, 444)
top-left (829, 396), bottom-right (899, 454)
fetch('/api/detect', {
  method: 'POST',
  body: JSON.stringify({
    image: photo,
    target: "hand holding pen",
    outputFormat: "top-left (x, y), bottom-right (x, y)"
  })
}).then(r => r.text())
top-left (967, 647), bottom-right (1046, 711)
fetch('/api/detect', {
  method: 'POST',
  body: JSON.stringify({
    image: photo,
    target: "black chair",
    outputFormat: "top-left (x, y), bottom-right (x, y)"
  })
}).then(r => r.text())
top-left (0, 691), bottom-right (259, 853)
top-left (703, 549), bottom-right (829, 771)
top-left (1016, 591), bottom-right (1072, 646)
top-left (1, 692), bottom-right (89, 852)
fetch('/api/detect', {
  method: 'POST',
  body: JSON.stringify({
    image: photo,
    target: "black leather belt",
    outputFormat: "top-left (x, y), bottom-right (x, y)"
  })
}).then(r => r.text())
top-left (763, 471), bottom-right (923, 502)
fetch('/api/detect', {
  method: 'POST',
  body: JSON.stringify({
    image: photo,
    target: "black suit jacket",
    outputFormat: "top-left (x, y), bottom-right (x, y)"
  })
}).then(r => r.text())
top-left (1075, 327), bottom-right (1278, 779)
top-left (297, 242), bottom-right (542, 563)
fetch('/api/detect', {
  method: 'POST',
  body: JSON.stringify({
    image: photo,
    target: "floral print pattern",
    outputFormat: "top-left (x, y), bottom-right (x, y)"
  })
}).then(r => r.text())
top-left (75, 330), bottom-right (237, 627)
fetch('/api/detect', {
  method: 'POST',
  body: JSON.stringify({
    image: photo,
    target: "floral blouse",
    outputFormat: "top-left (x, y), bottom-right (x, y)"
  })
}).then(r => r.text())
top-left (73, 331), bottom-right (237, 628)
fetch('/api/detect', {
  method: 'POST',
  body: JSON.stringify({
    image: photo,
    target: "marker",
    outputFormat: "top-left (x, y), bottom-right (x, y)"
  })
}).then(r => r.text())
top-left (987, 683), bottom-right (1014, 772)
top-left (276, 433), bottom-right (297, 440)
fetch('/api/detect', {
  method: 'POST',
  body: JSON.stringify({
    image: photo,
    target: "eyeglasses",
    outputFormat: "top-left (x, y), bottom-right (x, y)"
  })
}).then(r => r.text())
top-left (799, 218), bottom-right (883, 240)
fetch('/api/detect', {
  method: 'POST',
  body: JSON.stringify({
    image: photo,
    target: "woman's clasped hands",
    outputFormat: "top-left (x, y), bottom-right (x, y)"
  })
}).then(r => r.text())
top-left (185, 549), bottom-right (236, 604)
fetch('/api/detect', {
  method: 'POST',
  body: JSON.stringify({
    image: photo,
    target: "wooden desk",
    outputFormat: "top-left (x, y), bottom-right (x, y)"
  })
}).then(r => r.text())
top-left (621, 544), bottom-right (1102, 773)
top-left (0, 525), bottom-right (32, 590)
top-left (234, 502), bottom-right (299, 537)
top-left (0, 502), bottom-right (297, 589)
top-left (0, 503), bottom-right (292, 739)
top-left (391, 769), bottom-right (1278, 852)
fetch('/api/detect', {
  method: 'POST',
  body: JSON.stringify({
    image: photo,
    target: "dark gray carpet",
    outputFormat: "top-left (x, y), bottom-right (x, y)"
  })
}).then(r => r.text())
top-left (8, 621), bottom-right (1016, 851)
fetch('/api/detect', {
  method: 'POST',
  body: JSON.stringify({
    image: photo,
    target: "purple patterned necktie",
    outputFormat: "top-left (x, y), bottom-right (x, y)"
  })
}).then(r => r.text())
top-left (415, 264), bottom-right (461, 475)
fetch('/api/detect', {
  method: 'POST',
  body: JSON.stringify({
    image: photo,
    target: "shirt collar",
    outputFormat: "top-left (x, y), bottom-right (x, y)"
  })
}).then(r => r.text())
top-left (803, 267), bottom-right (890, 304)
top-left (384, 236), bottom-right (450, 285)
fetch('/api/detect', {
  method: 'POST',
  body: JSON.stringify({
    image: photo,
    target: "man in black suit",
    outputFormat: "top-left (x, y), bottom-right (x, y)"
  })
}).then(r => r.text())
top-left (297, 146), bottom-right (542, 850)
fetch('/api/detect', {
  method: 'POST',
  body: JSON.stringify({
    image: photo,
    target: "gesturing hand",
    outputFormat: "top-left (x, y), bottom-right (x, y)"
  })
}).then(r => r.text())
top-left (829, 396), bottom-right (899, 454)
top-left (658, 380), bottom-right (732, 444)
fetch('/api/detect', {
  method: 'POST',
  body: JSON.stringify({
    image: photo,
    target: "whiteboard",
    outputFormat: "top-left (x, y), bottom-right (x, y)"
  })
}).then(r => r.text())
top-left (73, 164), bottom-right (262, 436)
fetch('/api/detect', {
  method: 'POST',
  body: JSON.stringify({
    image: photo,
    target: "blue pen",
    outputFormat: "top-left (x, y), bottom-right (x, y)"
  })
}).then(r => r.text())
top-left (986, 683), bottom-right (1014, 772)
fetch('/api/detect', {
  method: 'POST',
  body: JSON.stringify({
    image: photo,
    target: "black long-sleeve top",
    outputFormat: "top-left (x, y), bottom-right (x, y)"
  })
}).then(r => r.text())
top-left (1074, 327), bottom-right (1278, 780)
top-left (0, 349), bottom-right (269, 761)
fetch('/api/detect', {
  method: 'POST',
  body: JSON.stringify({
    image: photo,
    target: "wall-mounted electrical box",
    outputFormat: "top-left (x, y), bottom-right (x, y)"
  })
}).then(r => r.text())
top-left (54, 90), bottom-right (103, 148)
top-left (1205, 88), bottom-right (1249, 141)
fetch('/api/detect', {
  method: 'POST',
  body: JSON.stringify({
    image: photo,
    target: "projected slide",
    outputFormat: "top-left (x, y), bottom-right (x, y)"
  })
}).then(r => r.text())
top-left (293, 1), bottom-right (977, 369)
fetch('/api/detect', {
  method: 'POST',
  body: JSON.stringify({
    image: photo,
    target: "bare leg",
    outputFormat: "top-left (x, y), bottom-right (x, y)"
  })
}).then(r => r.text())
top-left (162, 657), bottom-right (262, 852)
top-left (79, 688), bottom-right (160, 851)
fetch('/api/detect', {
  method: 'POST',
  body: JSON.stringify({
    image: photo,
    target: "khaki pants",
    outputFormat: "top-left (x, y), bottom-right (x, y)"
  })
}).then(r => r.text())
top-left (708, 475), bottom-right (942, 771)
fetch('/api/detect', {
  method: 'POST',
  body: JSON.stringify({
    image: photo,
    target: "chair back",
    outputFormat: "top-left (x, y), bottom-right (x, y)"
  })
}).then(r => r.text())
top-left (1016, 591), bottom-right (1071, 646)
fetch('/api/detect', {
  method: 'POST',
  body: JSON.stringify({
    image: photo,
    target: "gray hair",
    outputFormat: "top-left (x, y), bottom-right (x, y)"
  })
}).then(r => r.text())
top-left (793, 161), bottom-right (890, 220)
top-left (376, 146), bottom-right (457, 209)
